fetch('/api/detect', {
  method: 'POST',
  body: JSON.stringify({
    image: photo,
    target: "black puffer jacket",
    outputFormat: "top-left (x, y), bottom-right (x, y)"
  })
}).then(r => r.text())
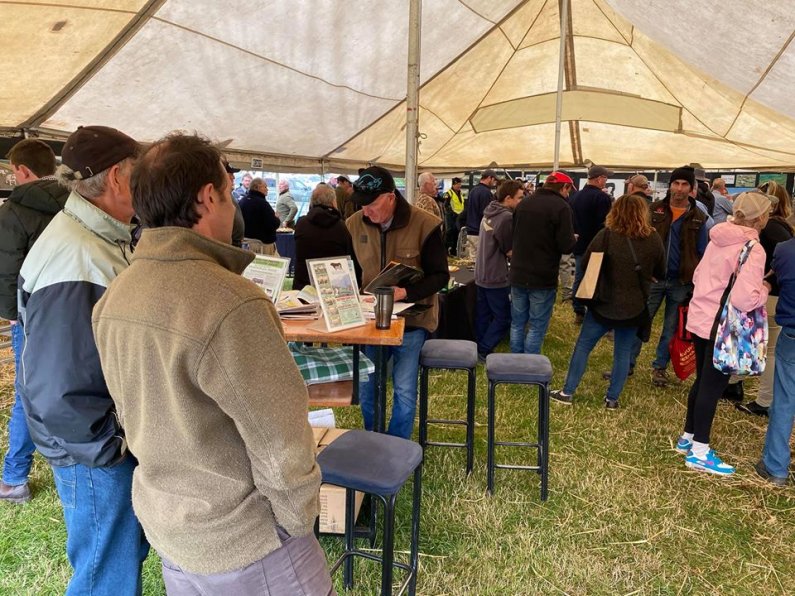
top-left (293, 204), bottom-right (360, 290)
top-left (0, 179), bottom-right (68, 320)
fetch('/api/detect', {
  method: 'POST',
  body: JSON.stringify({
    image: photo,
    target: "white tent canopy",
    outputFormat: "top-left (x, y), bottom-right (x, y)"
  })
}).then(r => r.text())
top-left (2, 0), bottom-right (795, 171)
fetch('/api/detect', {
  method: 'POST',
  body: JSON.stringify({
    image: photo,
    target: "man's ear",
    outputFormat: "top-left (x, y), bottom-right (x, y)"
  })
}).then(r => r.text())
top-left (196, 182), bottom-right (215, 207)
top-left (12, 163), bottom-right (33, 183)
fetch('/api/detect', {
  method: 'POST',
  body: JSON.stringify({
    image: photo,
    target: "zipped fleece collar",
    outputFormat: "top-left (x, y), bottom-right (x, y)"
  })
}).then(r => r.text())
top-left (64, 191), bottom-right (133, 246)
top-left (132, 226), bottom-right (255, 274)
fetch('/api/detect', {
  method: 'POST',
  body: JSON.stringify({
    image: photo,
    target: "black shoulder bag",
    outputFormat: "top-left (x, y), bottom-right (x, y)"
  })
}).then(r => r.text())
top-left (627, 237), bottom-right (652, 342)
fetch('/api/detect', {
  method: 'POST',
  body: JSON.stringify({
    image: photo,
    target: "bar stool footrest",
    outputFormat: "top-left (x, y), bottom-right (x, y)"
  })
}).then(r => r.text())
top-left (495, 441), bottom-right (541, 448)
top-left (426, 441), bottom-right (466, 449)
top-left (495, 464), bottom-right (541, 471)
top-left (330, 551), bottom-right (415, 594)
top-left (427, 418), bottom-right (466, 426)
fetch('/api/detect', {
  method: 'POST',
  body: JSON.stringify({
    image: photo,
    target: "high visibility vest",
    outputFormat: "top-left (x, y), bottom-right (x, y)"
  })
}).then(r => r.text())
top-left (445, 188), bottom-right (464, 214)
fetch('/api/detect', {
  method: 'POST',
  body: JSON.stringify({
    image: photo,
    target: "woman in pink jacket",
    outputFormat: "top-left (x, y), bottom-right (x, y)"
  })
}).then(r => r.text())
top-left (676, 192), bottom-right (773, 476)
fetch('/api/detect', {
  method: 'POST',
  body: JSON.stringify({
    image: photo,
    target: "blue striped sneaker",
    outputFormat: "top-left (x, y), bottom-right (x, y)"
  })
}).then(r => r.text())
top-left (675, 436), bottom-right (693, 454)
top-left (685, 449), bottom-right (735, 476)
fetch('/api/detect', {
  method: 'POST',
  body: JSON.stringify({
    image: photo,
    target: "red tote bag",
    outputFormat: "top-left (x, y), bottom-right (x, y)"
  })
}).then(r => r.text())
top-left (669, 304), bottom-right (696, 380)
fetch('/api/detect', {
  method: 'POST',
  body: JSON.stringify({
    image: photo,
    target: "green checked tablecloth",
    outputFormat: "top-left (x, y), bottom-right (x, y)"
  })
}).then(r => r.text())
top-left (288, 342), bottom-right (375, 386)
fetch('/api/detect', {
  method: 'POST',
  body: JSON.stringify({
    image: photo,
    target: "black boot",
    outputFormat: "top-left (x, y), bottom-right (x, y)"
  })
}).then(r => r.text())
top-left (721, 381), bottom-right (744, 403)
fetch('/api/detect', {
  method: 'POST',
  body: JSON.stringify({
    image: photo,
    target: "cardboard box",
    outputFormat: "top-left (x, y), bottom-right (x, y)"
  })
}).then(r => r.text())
top-left (312, 427), bottom-right (365, 534)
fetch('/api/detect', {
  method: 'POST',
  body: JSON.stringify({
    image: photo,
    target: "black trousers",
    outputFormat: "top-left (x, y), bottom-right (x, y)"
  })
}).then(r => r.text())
top-left (684, 335), bottom-right (730, 444)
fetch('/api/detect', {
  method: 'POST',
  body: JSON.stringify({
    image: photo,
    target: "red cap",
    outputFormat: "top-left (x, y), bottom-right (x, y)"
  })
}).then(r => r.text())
top-left (545, 171), bottom-right (574, 185)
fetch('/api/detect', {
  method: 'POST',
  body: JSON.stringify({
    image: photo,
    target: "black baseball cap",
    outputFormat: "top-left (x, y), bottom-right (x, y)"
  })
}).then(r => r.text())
top-left (223, 159), bottom-right (240, 174)
top-left (351, 166), bottom-right (398, 205)
top-left (61, 125), bottom-right (139, 180)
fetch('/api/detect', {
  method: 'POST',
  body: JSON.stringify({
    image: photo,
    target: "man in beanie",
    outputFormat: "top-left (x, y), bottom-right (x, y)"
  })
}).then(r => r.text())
top-left (93, 133), bottom-right (331, 593)
top-left (17, 125), bottom-right (149, 595)
top-left (0, 139), bottom-right (67, 504)
top-left (347, 166), bottom-right (449, 438)
top-left (628, 166), bottom-right (712, 387)
top-left (570, 165), bottom-right (614, 323)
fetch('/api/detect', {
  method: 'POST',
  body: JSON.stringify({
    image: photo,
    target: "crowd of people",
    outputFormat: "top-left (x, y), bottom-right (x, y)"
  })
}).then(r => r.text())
top-left (1, 128), bottom-right (794, 595)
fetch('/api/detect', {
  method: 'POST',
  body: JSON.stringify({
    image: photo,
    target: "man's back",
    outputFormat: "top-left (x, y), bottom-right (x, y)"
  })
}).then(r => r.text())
top-left (465, 183), bottom-right (493, 234)
top-left (93, 227), bottom-right (320, 575)
top-left (571, 184), bottom-right (611, 255)
top-left (239, 191), bottom-right (279, 243)
top-left (510, 189), bottom-right (576, 289)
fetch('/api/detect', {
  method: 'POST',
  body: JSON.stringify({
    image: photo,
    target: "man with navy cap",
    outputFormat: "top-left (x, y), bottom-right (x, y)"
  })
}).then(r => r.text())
top-left (18, 125), bottom-right (148, 595)
top-left (346, 166), bottom-right (449, 438)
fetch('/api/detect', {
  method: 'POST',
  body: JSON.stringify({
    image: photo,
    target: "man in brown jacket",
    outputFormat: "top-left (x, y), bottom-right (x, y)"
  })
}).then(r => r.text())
top-left (92, 133), bottom-right (331, 594)
top-left (347, 166), bottom-right (449, 439)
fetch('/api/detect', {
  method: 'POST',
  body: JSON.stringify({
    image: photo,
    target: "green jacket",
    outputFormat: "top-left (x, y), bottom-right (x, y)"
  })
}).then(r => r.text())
top-left (0, 179), bottom-right (68, 320)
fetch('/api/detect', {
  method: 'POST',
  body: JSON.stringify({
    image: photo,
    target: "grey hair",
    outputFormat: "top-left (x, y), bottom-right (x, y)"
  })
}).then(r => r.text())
top-left (311, 184), bottom-right (336, 208)
top-left (418, 172), bottom-right (435, 188)
top-left (55, 158), bottom-right (134, 200)
top-left (250, 177), bottom-right (266, 192)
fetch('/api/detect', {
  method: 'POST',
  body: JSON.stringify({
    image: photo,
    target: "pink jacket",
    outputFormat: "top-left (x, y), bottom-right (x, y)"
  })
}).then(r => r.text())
top-left (687, 222), bottom-right (769, 339)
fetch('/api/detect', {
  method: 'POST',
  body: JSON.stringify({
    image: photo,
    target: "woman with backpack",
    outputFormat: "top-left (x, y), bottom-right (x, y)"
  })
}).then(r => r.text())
top-left (676, 192), bottom-right (772, 476)
top-left (551, 194), bottom-right (665, 409)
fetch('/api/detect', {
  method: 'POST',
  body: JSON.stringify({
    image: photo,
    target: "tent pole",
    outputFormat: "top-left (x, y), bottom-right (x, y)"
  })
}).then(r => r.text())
top-left (404, 0), bottom-right (422, 205)
top-left (553, 0), bottom-right (569, 171)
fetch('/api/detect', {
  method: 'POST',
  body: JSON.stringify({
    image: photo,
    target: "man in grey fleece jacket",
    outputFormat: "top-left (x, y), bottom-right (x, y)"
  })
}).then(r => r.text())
top-left (474, 180), bottom-right (523, 359)
top-left (92, 133), bottom-right (332, 595)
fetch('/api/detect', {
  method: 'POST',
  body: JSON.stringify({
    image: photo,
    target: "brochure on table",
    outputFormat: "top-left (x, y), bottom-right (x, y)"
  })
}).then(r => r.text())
top-left (307, 257), bottom-right (366, 332)
top-left (242, 254), bottom-right (290, 303)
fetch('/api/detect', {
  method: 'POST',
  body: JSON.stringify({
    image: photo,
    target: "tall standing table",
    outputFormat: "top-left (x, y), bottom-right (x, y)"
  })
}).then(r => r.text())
top-left (281, 318), bottom-right (405, 433)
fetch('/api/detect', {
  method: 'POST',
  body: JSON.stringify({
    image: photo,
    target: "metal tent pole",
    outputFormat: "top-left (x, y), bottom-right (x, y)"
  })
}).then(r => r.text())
top-left (553, 0), bottom-right (569, 171)
top-left (404, 0), bottom-right (422, 205)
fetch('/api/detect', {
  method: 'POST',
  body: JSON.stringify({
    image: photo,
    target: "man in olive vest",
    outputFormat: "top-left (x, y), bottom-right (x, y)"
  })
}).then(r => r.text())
top-left (347, 166), bottom-right (449, 438)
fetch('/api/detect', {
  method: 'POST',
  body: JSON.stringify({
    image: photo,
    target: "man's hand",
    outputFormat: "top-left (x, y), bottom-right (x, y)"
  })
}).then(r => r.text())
top-left (393, 287), bottom-right (408, 301)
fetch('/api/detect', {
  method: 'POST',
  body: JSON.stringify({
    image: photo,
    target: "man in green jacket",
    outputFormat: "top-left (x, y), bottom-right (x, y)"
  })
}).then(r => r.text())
top-left (93, 133), bottom-right (330, 594)
top-left (0, 139), bottom-right (67, 504)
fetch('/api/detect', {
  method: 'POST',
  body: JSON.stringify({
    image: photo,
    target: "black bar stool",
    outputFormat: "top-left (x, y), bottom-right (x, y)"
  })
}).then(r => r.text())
top-left (485, 353), bottom-right (552, 500)
top-left (418, 339), bottom-right (477, 474)
top-left (317, 430), bottom-right (423, 595)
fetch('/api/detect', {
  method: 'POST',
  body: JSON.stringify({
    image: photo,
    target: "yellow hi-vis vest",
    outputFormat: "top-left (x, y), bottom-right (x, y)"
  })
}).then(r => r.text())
top-left (445, 188), bottom-right (464, 214)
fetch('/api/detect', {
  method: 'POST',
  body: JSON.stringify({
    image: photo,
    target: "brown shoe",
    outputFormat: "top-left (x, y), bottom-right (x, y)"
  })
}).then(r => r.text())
top-left (652, 368), bottom-right (669, 387)
top-left (574, 312), bottom-right (585, 325)
top-left (0, 481), bottom-right (31, 504)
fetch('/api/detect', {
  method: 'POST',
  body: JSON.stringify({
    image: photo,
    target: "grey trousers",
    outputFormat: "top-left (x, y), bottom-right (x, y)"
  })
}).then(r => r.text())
top-left (160, 528), bottom-right (335, 596)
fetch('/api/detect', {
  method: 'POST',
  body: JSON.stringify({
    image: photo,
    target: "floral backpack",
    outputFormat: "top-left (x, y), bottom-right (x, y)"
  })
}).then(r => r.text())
top-left (711, 240), bottom-right (768, 376)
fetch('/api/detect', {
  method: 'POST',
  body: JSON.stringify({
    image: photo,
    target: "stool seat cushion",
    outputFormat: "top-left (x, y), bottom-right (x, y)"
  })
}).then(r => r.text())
top-left (486, 353), bottom-right (553, 383)
top-left (420, 339), bottom-right (478, 369)
top-left (317, 430), bottom-right (423, 495)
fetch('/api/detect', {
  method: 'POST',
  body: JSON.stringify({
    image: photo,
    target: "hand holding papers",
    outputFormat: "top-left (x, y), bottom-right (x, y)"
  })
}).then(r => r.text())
top-left (363, 261), bottom-right (423, 294)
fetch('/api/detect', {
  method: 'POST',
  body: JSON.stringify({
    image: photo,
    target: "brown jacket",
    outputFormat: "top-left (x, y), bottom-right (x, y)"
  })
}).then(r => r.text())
top-left (650, 196), bottom-right (708, 284)
top-left (92, 227), bottom-right (320, 575)
top-left (347, 194), bottom-right (449, 332)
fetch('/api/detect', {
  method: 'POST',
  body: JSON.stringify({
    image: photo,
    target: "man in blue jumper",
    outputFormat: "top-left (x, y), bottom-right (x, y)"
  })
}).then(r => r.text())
top-left (756, 237), bottom-right (795, 486)
top-left (464, 169), bottom-right (498, 260)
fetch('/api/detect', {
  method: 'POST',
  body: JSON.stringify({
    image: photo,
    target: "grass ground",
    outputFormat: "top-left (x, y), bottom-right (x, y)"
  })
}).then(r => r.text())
top-left (1, 301), bottom-right (794, 595)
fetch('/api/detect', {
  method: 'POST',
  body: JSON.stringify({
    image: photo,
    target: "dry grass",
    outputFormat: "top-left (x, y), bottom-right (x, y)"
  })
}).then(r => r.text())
top-left (1, 303), bottom-right (795, 594)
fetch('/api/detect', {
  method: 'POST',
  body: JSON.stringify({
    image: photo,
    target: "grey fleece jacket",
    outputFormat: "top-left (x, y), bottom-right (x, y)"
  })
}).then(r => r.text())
top-left (475, 200), bottom-right (514, 288)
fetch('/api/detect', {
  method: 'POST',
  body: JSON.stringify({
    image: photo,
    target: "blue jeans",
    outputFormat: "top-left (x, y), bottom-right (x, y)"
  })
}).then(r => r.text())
top-left (361, 328), bottom-right (427, 439)
top-left (2, 323), bottom-right (35, 486)
top-left (510, 287), bottom-right (556, 354)
top-left (571, 254), bottom-right (586, 315)
top-left (761, 327), bottom-right (795, 478)
top-left (563, 312), bottom-right (637, 401)
top-left (475, 286), bottom-right (511, 355)
top-left (630, 279), bottom-right (692, 370)
top-left (52, 457), bottom-right (149, 596)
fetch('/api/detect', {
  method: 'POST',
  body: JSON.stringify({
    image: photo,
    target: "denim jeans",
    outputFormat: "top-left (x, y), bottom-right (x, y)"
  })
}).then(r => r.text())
top-left (761, 327), bottom-right (795, 478)
top-left (510, 287), bottom-right (556, 354)
top-left (562, 312), bottom-right (637, 401)
top-left (361, 328), bottom-right (427, 439)
top-left (475, 286), bottom-right (511, 355)
top-left (52, 457), bottom-right (149, 596)
top-left (571, 254), bottom-right (586, 315)
top-left (2, 323), bottom-right (35, 486)
top-left (630, 279), bottom-right (693, 369)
